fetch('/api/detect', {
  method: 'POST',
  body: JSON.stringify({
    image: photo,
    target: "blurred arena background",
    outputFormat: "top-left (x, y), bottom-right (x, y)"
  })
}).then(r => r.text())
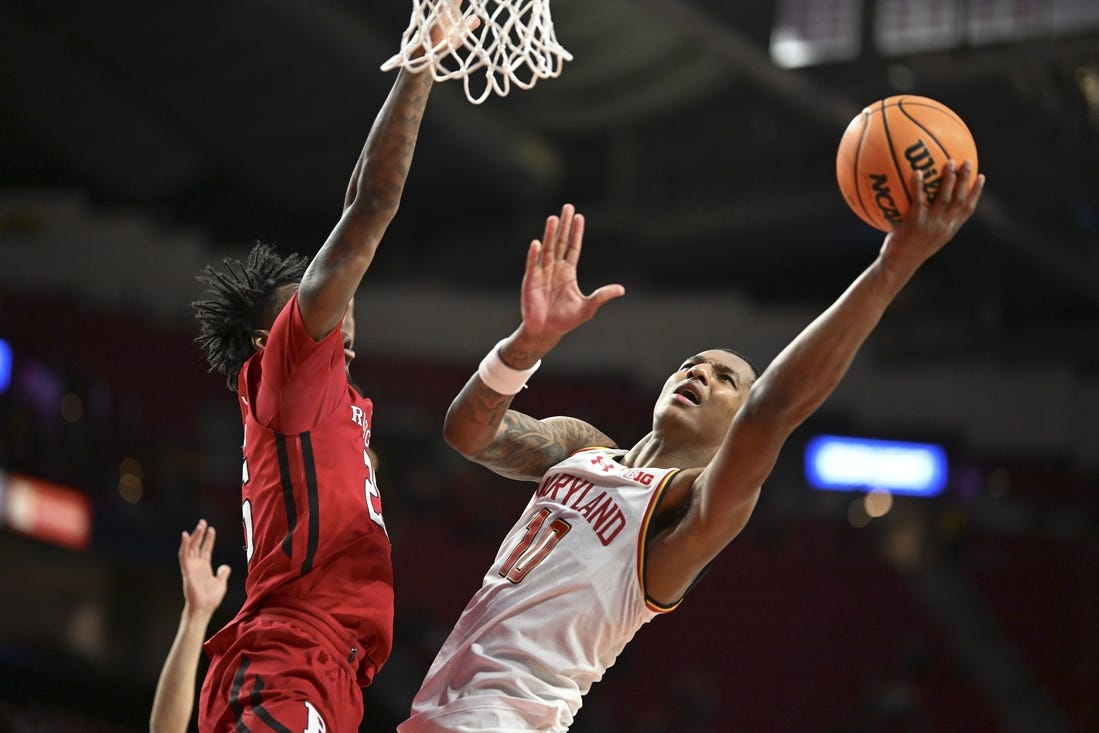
top-left (1, 1), bottom-right (1096, 731)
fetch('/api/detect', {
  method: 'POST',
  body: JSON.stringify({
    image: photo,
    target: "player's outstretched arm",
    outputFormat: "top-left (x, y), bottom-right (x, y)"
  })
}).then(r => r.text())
top-left (295, 64), bottom-right (435, 342)
top-left (648, 162), bottom-right (985, 599)
top-left (150, 520), bottom-right (231, 733)
top-left (443, 204), bottom-right (625, 482)
top-left (296, 2), bottom-right (478, 341)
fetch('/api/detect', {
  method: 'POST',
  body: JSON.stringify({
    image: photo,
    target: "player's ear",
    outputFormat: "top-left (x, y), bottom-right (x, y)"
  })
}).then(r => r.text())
top-left (251, 329), bottom-right (270, 351)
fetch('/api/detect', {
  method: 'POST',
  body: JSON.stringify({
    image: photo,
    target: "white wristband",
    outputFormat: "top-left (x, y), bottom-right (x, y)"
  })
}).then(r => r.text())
top-left (478, 340), bottom-right (541, 395)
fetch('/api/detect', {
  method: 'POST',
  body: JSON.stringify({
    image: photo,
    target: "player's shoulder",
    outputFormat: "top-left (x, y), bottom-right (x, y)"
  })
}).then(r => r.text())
top-left (543, 416), bottom-right (618, 452)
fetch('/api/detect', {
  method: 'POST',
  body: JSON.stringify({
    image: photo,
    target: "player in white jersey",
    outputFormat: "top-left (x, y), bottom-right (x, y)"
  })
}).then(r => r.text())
top-left (402, 162), bottom-right (984, 732)
top-left (405, 448), bottom-right (681, 730)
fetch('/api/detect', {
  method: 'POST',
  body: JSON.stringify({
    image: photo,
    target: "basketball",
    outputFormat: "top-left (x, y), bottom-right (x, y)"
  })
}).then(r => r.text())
top-left (835, 95), bottom-right (978, 232)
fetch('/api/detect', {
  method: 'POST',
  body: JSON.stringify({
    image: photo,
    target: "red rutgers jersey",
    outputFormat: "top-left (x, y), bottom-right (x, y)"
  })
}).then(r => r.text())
top-left (211, 292), bottom-right (393, 686)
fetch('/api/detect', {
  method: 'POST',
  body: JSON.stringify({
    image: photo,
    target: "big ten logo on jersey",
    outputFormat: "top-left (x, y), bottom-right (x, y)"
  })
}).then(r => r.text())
top-left (622, 468), bottom-right (655, 486)
top-left (351, 405), bottom-right (387, 537)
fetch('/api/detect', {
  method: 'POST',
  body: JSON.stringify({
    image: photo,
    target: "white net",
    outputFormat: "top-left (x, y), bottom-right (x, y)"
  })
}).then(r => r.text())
top-left (380, 0), bottom-right (573, 104)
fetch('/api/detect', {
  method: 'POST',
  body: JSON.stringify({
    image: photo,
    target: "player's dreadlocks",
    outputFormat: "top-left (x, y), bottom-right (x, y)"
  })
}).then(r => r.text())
top-left (192, 243), bottom-right (308, 391)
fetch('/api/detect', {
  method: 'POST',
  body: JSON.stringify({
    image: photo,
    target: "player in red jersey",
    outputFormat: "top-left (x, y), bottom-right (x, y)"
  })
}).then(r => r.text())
top-left (189, 8), bottom-right (475, 730)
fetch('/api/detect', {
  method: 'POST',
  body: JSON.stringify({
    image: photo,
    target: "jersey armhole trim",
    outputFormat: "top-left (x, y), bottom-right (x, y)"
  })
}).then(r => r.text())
top-left (638, 468), bottom-right (684, 614)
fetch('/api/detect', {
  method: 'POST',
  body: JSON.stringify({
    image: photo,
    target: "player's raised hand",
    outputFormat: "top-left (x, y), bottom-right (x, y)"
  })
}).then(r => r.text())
top-left (882, 161), bottom-right (985, 271)
top-left (424, 0), bottom-right (481, 55)
top-left (520, 204), bottom-right (624, 343)
top-left (179, 519), bottom-right (231, 618)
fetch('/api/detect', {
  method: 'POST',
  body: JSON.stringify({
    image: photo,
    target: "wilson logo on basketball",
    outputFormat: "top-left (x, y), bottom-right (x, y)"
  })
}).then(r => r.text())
top-left (836, 95), bottom-right (978, 232)
top-left (904, 139), bottom-right (943, 204)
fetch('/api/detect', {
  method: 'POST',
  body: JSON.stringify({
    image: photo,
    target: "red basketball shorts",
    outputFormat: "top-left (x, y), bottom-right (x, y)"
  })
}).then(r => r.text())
top-left (198, 609), bottom-right (363, 732)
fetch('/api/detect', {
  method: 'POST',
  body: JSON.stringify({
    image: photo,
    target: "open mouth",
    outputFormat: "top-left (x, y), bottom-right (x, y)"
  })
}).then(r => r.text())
top-left (674, 383), bottom-right (701, 405)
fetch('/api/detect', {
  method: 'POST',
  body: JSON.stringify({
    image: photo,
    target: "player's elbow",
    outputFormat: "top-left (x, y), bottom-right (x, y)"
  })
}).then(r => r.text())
top-left (442, 408), bottom-right (485, 459)
top-left (344, 186), bottom-right (401, 224)
top-left (442, 422), bottom-right (468, 456)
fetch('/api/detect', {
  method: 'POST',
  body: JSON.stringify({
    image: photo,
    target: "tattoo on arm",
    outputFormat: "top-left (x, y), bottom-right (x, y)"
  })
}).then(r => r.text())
top-left (449, 374), bottom-right (616, 481)
top-left (297, 71), bottom-right (435, 339)
top-left (350, 69), bottom-right (434, 215)
top-left (472, 410), bottom-right (616, 482)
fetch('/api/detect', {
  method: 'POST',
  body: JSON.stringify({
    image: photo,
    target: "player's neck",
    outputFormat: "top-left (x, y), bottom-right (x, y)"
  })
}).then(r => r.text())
top-left (624, 432), bottom-right (711, 471)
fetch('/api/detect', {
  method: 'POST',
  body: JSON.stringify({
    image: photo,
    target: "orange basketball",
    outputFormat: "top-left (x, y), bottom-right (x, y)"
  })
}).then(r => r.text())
top-left (836, 95), bottom-right (978, 232)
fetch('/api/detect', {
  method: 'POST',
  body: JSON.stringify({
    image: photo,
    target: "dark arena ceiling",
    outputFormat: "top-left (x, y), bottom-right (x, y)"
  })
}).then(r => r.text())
top-left (2, 0), bottom-right (1098, 372)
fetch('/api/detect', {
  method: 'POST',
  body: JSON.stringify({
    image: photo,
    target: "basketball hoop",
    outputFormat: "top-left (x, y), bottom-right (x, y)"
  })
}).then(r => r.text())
top-left (380, 0), bottom-right (573, 105)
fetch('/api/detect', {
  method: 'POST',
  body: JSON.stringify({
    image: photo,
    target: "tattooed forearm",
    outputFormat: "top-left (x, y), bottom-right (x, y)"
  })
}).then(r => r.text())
top-left (444, 376), bottom-right (520, 464)
top-left (347, 68), bottom-right (434, 215)
top-left (470, 412), bottom-right (569, 482)
top-left (495, 416), bottom-right (615, 481)
top-left (462, 379), bottom-right (514, 435)
top-left (444, 376), bottom-right (616, 482)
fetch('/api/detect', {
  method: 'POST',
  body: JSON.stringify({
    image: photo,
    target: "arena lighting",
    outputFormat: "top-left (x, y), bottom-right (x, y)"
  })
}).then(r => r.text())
top-left (0, 338), bottom-right (10, 394)
top-left (805, 434), bottom-right (947, 497)
top-left (0, 471), bottom-right (92, 550)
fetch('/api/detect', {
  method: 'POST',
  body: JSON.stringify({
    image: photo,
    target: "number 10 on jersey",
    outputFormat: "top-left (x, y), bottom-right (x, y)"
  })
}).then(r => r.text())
top-left (499, 508), bottom-right (571, 583)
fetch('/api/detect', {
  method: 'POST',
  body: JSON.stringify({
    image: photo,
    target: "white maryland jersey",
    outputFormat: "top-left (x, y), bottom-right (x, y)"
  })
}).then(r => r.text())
top-left (400, 448), bottom-right (682, 733)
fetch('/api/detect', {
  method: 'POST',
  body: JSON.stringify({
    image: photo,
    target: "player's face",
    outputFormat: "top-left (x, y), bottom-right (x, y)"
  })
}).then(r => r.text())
top-left (653, 350), bottom-right (754, 443)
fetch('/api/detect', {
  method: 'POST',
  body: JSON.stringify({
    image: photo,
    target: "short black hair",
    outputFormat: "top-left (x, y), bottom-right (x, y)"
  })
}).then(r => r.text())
top-left (719, 347), bottom-right (760, 384)
top-left (192, 243), bottom-right (308, 391)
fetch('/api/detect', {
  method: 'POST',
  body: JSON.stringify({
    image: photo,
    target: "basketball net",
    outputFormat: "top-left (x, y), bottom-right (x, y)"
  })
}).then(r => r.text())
top-left (380, 0), bottom-right (573, 105)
